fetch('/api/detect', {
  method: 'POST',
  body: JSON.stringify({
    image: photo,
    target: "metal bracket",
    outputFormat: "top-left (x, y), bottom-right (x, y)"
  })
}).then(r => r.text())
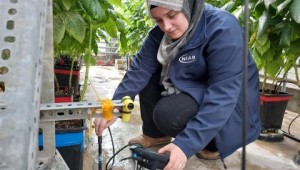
top-left (39, 100), bottom-right (124, 121)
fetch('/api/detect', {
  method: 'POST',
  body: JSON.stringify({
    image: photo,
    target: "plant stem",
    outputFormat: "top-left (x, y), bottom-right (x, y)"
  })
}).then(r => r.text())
top-left (294, 64), bottom-right (299, 87)
top-left (69, 57), bottom-right (75, 89)
top-left (262, 71), bottom-right (267, 93)
top-left (54, 74), bottom-right (59, 92)
top-left (80, 23), bottom-right (93, 101)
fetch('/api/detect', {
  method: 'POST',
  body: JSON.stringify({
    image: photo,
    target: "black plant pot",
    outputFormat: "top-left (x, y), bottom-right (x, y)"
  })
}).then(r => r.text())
top-left (260, 91), bottom-right (292, 129)
top-left (55, 86), bottom-right (73, 103)
top-left (259, 90), bottom-right (292, 142)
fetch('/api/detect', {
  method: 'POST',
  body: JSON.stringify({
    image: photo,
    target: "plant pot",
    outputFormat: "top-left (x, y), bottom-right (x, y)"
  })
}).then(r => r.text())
top-left (259, 90), bottom-right (293, 142)
top-left (39, 119), bottom-right (86, 170)
top-left (55, 86), bottom-right (73, 103)
top-left (54, 65), bottom-right (80, 98)
top-left (260, 91), bottom-right (293, 130)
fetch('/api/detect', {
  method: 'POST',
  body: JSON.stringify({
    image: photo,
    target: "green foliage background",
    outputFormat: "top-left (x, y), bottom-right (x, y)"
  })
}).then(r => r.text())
top-left (53, 0), bottom-right (154, 98)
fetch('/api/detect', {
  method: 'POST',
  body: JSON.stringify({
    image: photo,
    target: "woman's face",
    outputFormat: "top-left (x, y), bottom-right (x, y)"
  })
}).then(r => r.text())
top-left (150, 6), bottom-right (189, 40)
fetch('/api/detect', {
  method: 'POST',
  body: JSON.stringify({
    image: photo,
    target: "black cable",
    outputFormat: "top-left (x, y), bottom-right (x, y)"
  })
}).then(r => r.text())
top-left (105, 144), bottom-right (131, 170)
top-left (288, 114), bottom-right (300, 134)
top-left (242, 0), bottom-right (250, 170)
top-left (98, 136), bottom-right (102, 170)
top-left (119, 157), bottom-right (133, 162)
top-left (108, 127), bottom-right (115, 166)
top-left (282, 130), bottom-right (300, 143)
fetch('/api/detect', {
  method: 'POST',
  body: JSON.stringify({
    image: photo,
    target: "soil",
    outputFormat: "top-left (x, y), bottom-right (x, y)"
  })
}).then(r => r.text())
top-left (54, 86), bottom-right (81, 130)
top-left (55, 119), bottom-right (83, 129)
top-left (55, 86), bottom-right (72, 96)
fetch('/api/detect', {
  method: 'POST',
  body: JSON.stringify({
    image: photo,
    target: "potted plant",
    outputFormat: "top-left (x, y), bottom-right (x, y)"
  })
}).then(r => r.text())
top-left (247, 0), bottom-right (300, 141)
top-left (54, 54), bottom-right (82, 102)
top-left (53, 0), bottom-right (129, 100)
top-left (50, 1), bottom-right (129, 169)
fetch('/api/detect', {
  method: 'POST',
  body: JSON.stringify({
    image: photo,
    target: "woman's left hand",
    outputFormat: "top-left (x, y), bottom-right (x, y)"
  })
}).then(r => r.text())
top-left (158, 143), bottom-right (187, 170)
top-left (93, 116), bottom-right (117, 136)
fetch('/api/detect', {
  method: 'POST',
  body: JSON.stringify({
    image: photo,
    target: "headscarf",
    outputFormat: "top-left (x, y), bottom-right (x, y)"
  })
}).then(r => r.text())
top-left (146, 0), bottom-right (205, 96)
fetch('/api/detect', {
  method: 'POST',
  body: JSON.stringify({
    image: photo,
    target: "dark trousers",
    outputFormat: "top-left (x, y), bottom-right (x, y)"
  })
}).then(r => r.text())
top-left (139, 71), bottom-right (199, 137)
top-left (139, 71), bottom-right (217, 151)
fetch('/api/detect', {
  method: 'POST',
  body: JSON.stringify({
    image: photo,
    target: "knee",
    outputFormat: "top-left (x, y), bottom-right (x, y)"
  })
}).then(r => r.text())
top-left (153, 105), bottom-right (181, 137)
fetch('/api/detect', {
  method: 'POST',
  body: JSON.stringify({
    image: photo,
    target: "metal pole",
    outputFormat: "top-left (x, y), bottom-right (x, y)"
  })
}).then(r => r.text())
top-left (0, 0), bottom-right (47, 169)
top-left (36, 0), bottom-right (57, 167)
top-left (242, 0), bottom-right (250, 169)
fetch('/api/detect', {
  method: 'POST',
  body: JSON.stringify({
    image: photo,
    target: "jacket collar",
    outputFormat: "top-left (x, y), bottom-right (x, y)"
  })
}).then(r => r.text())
top-left (181, 4), bottom-right (209, 52)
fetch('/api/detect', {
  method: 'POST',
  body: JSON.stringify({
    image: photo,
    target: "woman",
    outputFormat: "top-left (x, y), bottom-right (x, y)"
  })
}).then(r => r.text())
top-left (94, 0), bottom-right (261, 169)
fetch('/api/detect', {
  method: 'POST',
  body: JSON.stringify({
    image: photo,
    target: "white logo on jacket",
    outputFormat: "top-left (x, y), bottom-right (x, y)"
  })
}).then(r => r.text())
top-left (179, 54), bottom-right (196, 63)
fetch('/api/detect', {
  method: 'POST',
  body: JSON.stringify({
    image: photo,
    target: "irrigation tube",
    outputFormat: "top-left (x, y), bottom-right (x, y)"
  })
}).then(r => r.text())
top-left (242, 0), bottom-right (250, 170)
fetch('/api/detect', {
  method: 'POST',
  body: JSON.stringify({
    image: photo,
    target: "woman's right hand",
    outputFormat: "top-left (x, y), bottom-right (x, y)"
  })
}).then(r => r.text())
top-left (93, 116), bottom-right (117, 136)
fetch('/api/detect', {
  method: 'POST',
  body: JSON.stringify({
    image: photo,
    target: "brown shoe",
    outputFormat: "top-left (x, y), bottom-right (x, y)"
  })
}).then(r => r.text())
top-left (196, 149), bottom-right (220, 160)
top-left (128, 135), bottom-right (172, 148)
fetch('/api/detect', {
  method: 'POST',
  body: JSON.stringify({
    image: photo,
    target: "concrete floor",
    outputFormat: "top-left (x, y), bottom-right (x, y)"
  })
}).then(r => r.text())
top-left (80, 66), bottom-right (300, 170)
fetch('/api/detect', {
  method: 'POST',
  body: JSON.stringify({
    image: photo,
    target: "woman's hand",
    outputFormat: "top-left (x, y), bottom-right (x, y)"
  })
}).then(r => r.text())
top-left (93, 116), bottom-right (117, 136)
top-left (159, 143), bottom-right (187, 170)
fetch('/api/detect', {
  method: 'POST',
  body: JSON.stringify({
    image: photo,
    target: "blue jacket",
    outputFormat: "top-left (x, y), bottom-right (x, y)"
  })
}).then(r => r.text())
top-left (113, 4), bottom-right (261, 159)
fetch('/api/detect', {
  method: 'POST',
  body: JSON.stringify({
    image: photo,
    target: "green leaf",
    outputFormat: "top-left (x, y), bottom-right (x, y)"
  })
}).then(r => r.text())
top-left (249, 32), bottom-right (257, 46)
top-left (283, 59), bottom-right (294, 74)
top-left (91, 37), bottom-right (99, 56)
top-left (253, 1), bottom-right (265, 18)
top-left (60, 11), bottom-right (87, 43)
top-left (265, 47), bottom-right (276, 62)
top-left (104, 17), bottom-right (118, 38)
top-left (108, 0), bottom-right (121, 6)
top-left (221, 1), bottom-right (236, 12)
top-left (277, 0), bottom-right (292, 13)
top-left (116, 18), bottom-right (126, 32)
top-left (108, 9), bottom-right (118, 20)
top-left (286, 38), bottom-right (300, 56)
top-left (53, 0), bottom-right (63, 14)
top-left (62, 0), bottom-right (73, 10)
top-left (97, 29), bottom-right (110, 43)
top-left (291, 22), bottom-right (300, 40)
top-left (120, 32), bottom-right (128, 49)
top-left (83, 53), bottom-right (96, 66)
top-left (232, 6), bottom-right (243, 21)
top-left (268, 14), bottom-right (283, 26)
top-left (53, 15), bottom-right (65, 44)
top-left (80, 0), bottom-right (107, 22)
top-left (256, 33), bottom-right (268, 45)
top-left (59, 34), bottom-right (80, 54)
top-left (264, 0), bottom-right (277, 9)
top-left (257, 10), bottom-right (270, 38)
top-left (270, 0), bottom-right (284, 8)
top-left (279, 25), bottom-right (291, 47)
top-left (265, 59), bottom-right (281, 78)
top-left (268, 33), bottom-right (281, 46)
top-left (252, 48), bottom-right (264, 70)
top-left (290, 0), bottom-right (300, 23)
top-left (256, 38), bottom-right (270, 56)
top-left (273, 21), bottom-right (286, 33)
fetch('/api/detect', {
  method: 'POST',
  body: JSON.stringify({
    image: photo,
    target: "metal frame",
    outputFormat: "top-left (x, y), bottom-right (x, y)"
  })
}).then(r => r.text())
top-left (0, 0), bottom-right (47, 169)
top-left (36, 0), bottom-right (59, 168)
top-left (40, 101), bottom-right (124, 122)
